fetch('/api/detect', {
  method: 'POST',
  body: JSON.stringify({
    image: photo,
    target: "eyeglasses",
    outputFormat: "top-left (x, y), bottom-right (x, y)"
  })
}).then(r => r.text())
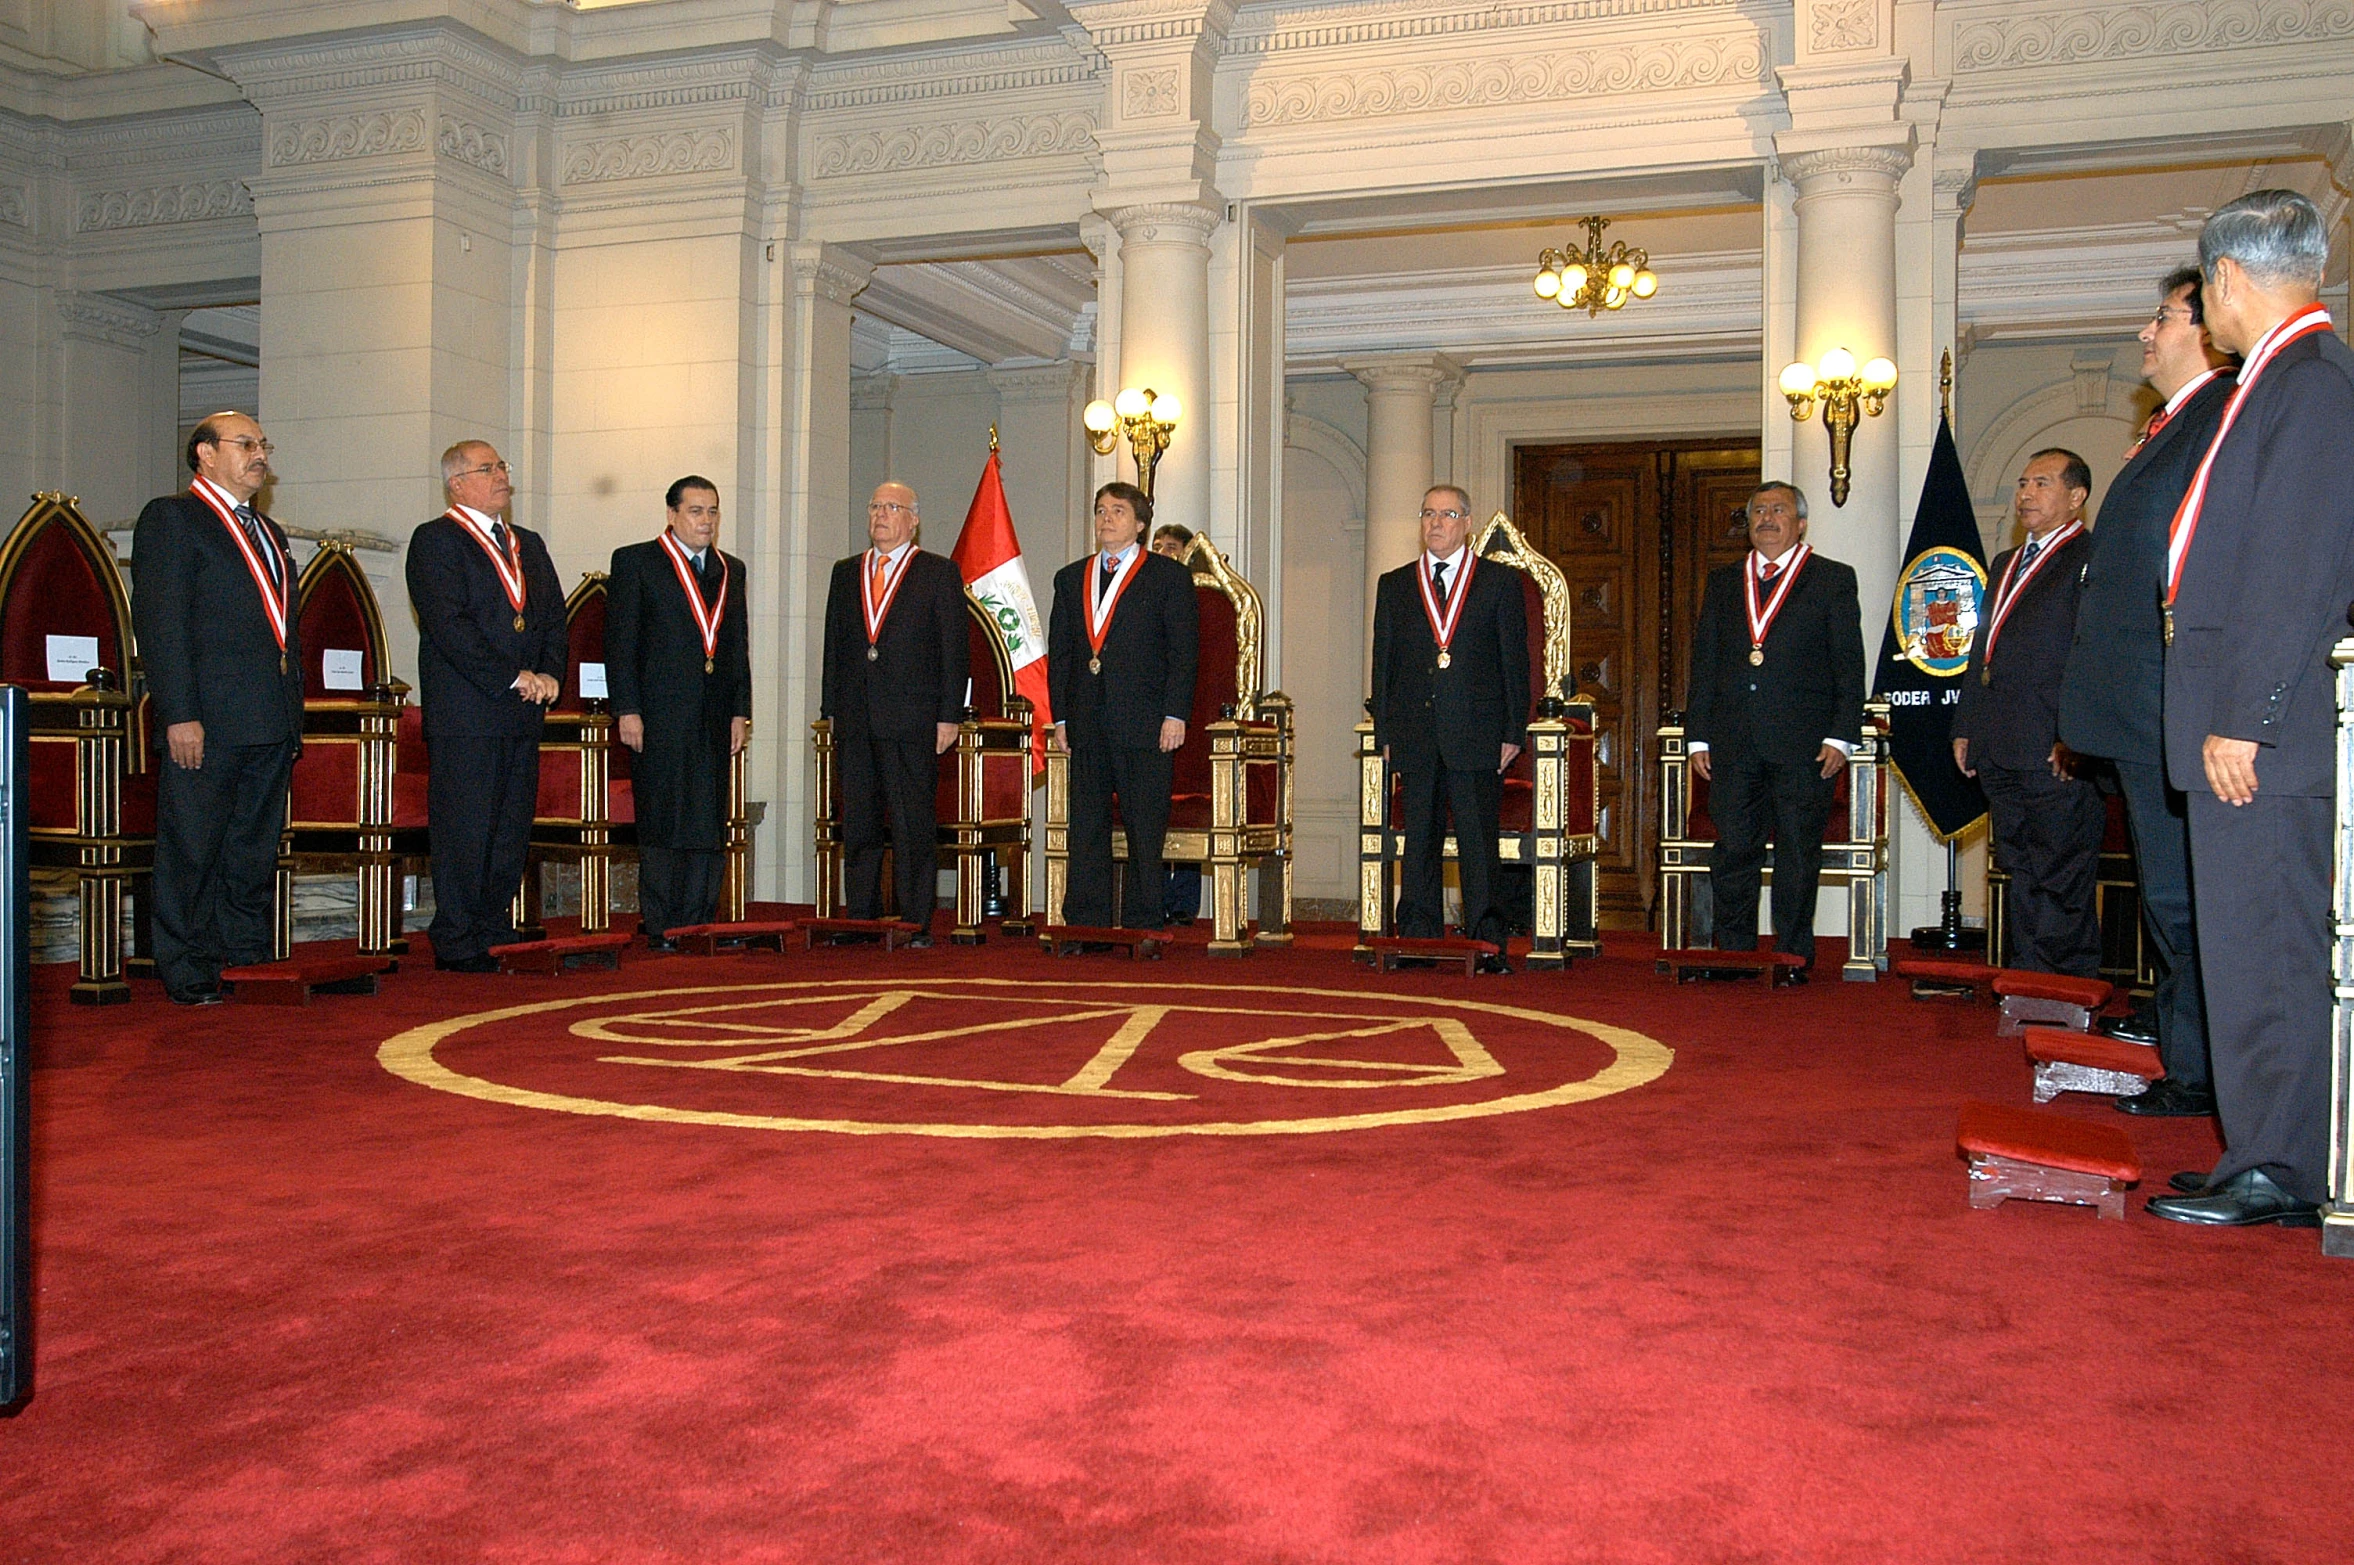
top-left (2150, 306), bottom-right (2195, 327)
top-left (868, 501), bottom-right (914, 516)
top-left (1419, 507), bottom-right (1469, 522)
top-left (218, 437), bottom-right (274, 457)
top-left (459, 461), bottom-right (511, 478)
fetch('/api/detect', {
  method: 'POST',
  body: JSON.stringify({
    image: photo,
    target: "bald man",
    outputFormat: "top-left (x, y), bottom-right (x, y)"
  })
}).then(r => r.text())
top-left (819, 482), bottom-right (969, 942)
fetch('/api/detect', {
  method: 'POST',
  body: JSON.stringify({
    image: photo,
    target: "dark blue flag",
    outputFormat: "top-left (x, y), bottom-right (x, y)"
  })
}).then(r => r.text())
top-left (1874, 414), bottom-right (1988, 838)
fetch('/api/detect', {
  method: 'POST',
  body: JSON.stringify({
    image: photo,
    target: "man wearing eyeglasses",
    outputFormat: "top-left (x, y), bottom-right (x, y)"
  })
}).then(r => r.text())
top-left (1368, 485), bottom-right (1529, 973)
top-left (130, 411), bottom-right (307, 1005)
top-left (819, 481), bottom-right (968, 942)
top-left (2056, 268), bottom-right (2237, 1119)
top-left (404, 440), bottom-right (568, 972)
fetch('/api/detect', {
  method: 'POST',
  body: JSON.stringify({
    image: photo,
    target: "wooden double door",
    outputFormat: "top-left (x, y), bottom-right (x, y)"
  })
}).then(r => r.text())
top-left (1512, 439), bottom-right (1761, 929)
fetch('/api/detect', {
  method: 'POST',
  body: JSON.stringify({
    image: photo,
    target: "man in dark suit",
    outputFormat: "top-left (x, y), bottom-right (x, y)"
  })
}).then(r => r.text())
top-left (405, 440), bottom-right (568, 972)
top-left (820, 481), bottom-right (968, 942)
top-left (2145, 190), bottom-right (2354, 1229)
top-left (1149, 523), bottom-right (1204, 925)
top-left (1684, 482), bottom-right (1866, 976)
top-left (1047, 481), bottom-right (1197, 931)
top-left (1953, 450), bottom-right (2103, 978)
top-left (2058, 269), bottom-right (2237, 1116)
top-left (1369, 485), bottom-right (1529, 972)
top-left (130, 411), bottom-right (306, 1005)
top-left (608, 476), bottom-right (752, 951)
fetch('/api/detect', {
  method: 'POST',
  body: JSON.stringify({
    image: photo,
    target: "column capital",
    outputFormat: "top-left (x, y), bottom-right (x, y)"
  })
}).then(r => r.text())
top-left (1342, 352), bottom-right (1464, 397)
top-left (1775, 142), bottom-right (1914, 195)
top-left (849, 373), bottom-right (899, 415)
top-left (1932, 148), bottom-right (1981, 219)
top-left (988, 361), bottom-right (1089, 404)
top-left (1104, 200), bottom-right (1220, 248)
top-left (790, 243), bottom-right (872, 306)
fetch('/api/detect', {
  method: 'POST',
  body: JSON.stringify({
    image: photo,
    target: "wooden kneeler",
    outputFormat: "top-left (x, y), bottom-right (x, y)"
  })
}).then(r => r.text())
top-left (491, 933), bottom-right (633, 975)
top-left (1957, 1101), bottom-right (2142, 1221)
top-left (1360, 935), bottom-right (1494, 977)
top-left (2022, 1027), bottom-right (2162, 1104)
top-left (667, 920), bottom-right (798, 957)
top-left (1656, 948), bottom-right (1805, 986)
top-left (1992, 971), bottom-right (2112, 1036)
top-left (1892, 958), bottom-right (1998, 1002)
top-left (802, 918), bottom-right (924, 951)
top-left (1041, 923), bottom-right (1164, 961)
top-left (220, 955), bottom-right (393, 1006)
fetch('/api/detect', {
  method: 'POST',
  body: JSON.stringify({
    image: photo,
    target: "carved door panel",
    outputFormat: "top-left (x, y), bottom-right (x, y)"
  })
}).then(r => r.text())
top-left (1513, 440), bottom-right (1760, 929)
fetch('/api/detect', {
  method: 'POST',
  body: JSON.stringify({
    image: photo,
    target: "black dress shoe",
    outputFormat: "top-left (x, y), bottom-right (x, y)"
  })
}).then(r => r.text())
top-left (1475, 951), bottom-right (1512, 976)
top-left (167, 983), bottom-right (223, 1007)
top-left (434, 954), bottom-right (500, 974)
top-left (2114, 1079), bottom-right (2216, 1117)
top-left (1777, 966), bottom-right (1810, 987)
top-left (2146, 1167), bottom-right (2321, 1227)
top-left (2167, 1170), bottom-right (2211, 1195)
top-left (903, 934), bottom-right (934, 950)
top-left (643, 935), bottom-right (680, 954)
top-left (2100, 1012), bottom-right (2161, 1046)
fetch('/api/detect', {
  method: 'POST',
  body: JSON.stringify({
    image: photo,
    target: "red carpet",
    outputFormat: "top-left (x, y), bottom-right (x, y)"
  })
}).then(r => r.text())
top-left (6, 927), bottom-right (2350, 1563)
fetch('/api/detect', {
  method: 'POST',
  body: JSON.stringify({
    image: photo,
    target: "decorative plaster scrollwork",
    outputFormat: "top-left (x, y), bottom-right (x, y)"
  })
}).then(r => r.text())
top-left (809, 112), bottom-right (1095, 177)
top-left (75, 180), bottom-right (252, 233)
top-left (268, 110), bottom-right (429, 167)
top-left (1809, 0), bottom-right (1879, 53)
top-left (1123, 66), bottom-right (1181, 118)
top-left (436, 117), bottom-right (510, 178)
top-left (0, 185), bottom-right (28, 229)
top-left (1242, 36), bottom-right (1766, 127)
top-left (56, 292), bottom-right (163, 346)
top-left (1954, 0), bottom-right (2354, 71)
top-left (560, 129), bottom-right (734, 186)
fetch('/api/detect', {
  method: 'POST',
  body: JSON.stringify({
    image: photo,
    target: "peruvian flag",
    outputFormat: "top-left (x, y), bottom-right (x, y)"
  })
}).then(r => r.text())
top-left (950, 446), bottom-right (1052, 772)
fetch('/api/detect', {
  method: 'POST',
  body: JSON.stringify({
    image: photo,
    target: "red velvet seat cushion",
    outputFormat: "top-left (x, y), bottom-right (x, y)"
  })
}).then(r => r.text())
top-left (1683, 762), bottom-right (1859, 845)
top-left (1894, 958), bottom-right (1997, 984)
top-left (2021, 1027), bottom-right (2161, 1078)
top-left (122, 767), bottom-right (156, 835)
top-left (1956, 1100), bottom-right (2141, 1182)
top-left (1992, 971), bottom-right (2112, 1008)
top-left (25, 734), bottom-right (77, 830)
top-left (290, 744), bottom-right (362, 826)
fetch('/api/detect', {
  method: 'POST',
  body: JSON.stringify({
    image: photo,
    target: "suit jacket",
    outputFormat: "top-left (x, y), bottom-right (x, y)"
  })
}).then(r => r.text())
top-left (1048, 549), bottom-right (1198, 752)
top-left (405, 513), bottom-right (569, 739)
top-left (1369, 553), bottom-right (1531, 771)
top-left (607, 537), bottom-right (752, 849)
top-left (1954, 528), bottom-right (2094, 771)
top-left (1684, 551), bottom-right (1866, 765)
top-left (820, 548), bottom-right (969, 743)
top-left (130, 491), bottom-right (304, 748)
top-left (2058, 372), bottom-right (2236, 763)
top-left (2163, 329), bottom-right (2354, 799)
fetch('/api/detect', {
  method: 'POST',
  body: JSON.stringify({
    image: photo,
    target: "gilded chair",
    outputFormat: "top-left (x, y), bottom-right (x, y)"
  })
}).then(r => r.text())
top-left (1353, 513), bottom-right (1601, 970)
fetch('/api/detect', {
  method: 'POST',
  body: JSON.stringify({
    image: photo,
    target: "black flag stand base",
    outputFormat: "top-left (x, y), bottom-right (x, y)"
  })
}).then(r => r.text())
top-left (1909, 838), bottom-right (1986, 954)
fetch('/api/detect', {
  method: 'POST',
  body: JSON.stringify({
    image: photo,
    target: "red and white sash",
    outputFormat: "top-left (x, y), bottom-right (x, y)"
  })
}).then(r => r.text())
top-left (1980, 522), bottom-right (2083, 665)
top-left (861, 545), bottom-right (911, 648)
top-left (1418, 549), bottom-right (1476, 662)
top-left (1085, 549), bottom-right (1146, 657)
top-left (1743, 543), bottom-right (1810, 655)
top-left (447, 505), bottom-right (529, 626)
top-left (188, 476), bottom-right (288, 655)
top-left (2165, 304), bottom-right (2335, 606)
top-left (660, 531), bottom-right (729, 667)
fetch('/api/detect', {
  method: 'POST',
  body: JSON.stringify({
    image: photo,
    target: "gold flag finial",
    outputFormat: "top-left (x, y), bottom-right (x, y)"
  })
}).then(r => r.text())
top-left (1940, 349), bottom-right (1953, 423)
top-left (988, 423), bottom-right (1000, 452)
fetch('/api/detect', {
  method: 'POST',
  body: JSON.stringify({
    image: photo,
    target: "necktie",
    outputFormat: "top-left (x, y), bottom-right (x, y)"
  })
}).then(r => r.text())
top-left (2019, 536), bottom-right (2043, 570)
top-left (489, 519), bottom-right (508, 555)
top-left (234, 503), bottom-right (278, 583)
top-left (1431, 559), bottom-right (1450, 605)
top-left (2125, 404), bottom-right (2172, 460)
top-left (1760, 560), bottom-right (1779, 584)
top-left (1101, 556), bottom-right (1119, 593)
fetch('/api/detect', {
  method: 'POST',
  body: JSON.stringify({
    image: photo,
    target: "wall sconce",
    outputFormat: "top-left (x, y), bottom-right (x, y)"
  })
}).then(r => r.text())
top-left (1082, 386), bottom-right (1182, 499)
top-left (1779, 347), bottom-right (1896, 507)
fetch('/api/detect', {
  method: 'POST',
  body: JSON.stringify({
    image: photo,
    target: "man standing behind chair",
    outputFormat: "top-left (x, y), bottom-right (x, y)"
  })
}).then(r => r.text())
top-left (1148, 522), bottom-right (1204, 925)
top-left (1953, 450), bottom-right (2103, 978)
top-left (406, 441), bottom-right (567, 973)
top-left (2144, 190), bottom-right (2354, 1229)
top-left (608, 476), bottom-right (751, 952)
top-left (820, 481), bottom-right (967, 944)
top-left (1684, 483), bottom-right (1865, 976)
top-left (1368, 485), bottom-right (1528, 973)
top-left (1048, 482), bottom-right (1197, 931)
top-left (131, 411), bottom-right (305, 1005)
top-left (2058, 269), bottom-right (2237, 1116)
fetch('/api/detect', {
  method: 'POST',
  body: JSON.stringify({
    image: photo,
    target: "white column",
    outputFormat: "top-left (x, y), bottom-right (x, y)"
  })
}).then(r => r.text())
top-left (1107, 202), bottom-right (1217, 538)
top-left (1346, 353), bottom-right (1462, 650)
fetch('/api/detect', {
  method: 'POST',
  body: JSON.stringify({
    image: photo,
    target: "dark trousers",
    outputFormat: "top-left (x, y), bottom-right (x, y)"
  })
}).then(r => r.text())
top-left (2115, 759), bottom-right (2208, 1089)
top-left (153, 739), bottom-right (295, 993)
top-left (638, 846), bottom-right (724, 939)
top-left (839, 732), bottom-right (938, 924)
top-left (1980, 761), bottom-right (2105, 977)
top-left (1163, 864), bottom-right (1202, 922)
top-left (2188, 790), bottom-right (2331, 1203)
top-left (425, 733), bottom-right (539, 962)
top-left (1395, 758), bottom-right (1505, 945)
top-left (1066, 743), bottom-right (1172, 929)
top-left (1705, 749), bottom-right (1835, 962)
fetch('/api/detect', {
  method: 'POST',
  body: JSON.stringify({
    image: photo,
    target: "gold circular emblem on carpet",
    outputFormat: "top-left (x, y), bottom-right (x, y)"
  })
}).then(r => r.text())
top-left (378, 978), bottom-right (1673, 1139)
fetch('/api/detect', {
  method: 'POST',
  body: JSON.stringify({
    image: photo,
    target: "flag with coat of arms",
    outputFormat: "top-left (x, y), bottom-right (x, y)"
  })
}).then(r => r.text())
top-left (950, 443), bottom-right (1052, 772)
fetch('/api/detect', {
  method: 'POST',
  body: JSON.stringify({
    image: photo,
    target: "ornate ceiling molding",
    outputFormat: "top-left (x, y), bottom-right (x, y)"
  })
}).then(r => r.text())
top-left (793, 246), bottom-right (874, 307)
top-left (56, 289), bottom-right (162, 347)
top-left (0, 183), bottom-right (27, 230)
top-left (267, 109), bottom-right (428, 169)
top-left (436, 117), bottom-right (509, 179)
top-left (805, 40), bottom-right (1099, 111)
top-left (1952, 0), bottom-right (2354, 72)
top-left (1224, 0), bottom-right (1737, 56)
top-left (215, 28), bottom-right (526, 114)
top-left (1106, 200), bottom-right (1219, 243)
top-left (75, 178), bottom-right (252, 232)
top-left (808, 111), bottom-right (1095, 179)
top-left (560, 128), bottom-right (735, 187)
top-left (1776, 144), bottom-right (1913, 187)
top-left (1240, 34), bottom-right (1767, 129)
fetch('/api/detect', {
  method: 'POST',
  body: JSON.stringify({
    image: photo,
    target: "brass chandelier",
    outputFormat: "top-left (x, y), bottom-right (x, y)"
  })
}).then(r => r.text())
top-left (1531, 215), bottom-right (1659, 316)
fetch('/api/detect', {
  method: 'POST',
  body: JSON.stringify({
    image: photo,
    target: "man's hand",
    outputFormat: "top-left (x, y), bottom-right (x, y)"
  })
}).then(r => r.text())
top-left (617, 714), bottom-right (644, 752)
top-left (1159, 717), bottom-right (1186, 753)
top-left (1690, 749), bottom-right (1711, 782)
top-left (166, 720), bottom-right (204, 771)
top-left (2203, 735), bottom-right (2260, 805)
top-left (730, 716), bottom-right (748, 756)
top-left (935, 721), bottom-right (958, 755)
top-left (536, 672), bottom-right (562, 703)
top-left (2048, 741), bottom-right (2080, 780)
top-left (1500, 743), bottom-right (1521, 772)
top-left (515, 671), bottom-right (559, 704)
top-left (1952, 737), bottom-right (1973, 778)
top-left (1052, 720), bottom-right (1067, 751)
top-left (1817, 743), bottom-right (1848, 780)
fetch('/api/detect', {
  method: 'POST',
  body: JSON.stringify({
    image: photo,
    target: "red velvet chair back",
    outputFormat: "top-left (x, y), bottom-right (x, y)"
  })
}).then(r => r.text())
top-left (1173, 579), bottom-right (1243, 799)
top-left (933, 596), bottom-right (1017, 817)
top-left (294, 546), bottom-right (387, 697)
top-left (556, 576), bottom-right (608, 714)
top-left (1683, 744), bottom-right (1861, 845)
top-left (0, 496), bottom-right (132, 691)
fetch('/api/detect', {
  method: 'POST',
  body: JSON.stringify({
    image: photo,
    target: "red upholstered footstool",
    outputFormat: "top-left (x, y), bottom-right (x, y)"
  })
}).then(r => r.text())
top-left (1892, 958), bottom-right (1997, 1002)
top-left (491, 933), bottom-right (633, 975)
top-left (1657, 948), bottom-right (1806, 987)
top-left (1361, 935), bottom-right (1494, 977)
top-left (2022, 1026), bottom-right (2162, 1104)
top-left (667, 920), bottom-right (797, 957)
top-left (1957, 1100), bottom-right (2142, 1221)
top-left (1041, 923), bottom-right (1164, 961)
top-left (1992, 971), bottom-right (2113, 1036)
top-left (220, 955), bottom-right (393, 1006)
top-left (803, 918), bottom-right (924, 951)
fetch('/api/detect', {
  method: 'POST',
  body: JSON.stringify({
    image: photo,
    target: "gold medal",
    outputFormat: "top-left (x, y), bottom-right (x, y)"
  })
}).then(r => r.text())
top-left (279, 653), bottom-right (287, 676)
top-left (866, 646), bottom-right (879, 662)
top-left (1748, 647), bottom-right (1764, 666)
top-left (513, 613), bottom-right (525, 633)
top-left (1436, 651), bottom-right (1451, 669)
top-left (704, 656), bottom-right (714, 674)
top-left (1089, 657), bottom-right (1102, 675)
top-left (2162, 607), bottom-right (2174, 647)
top-left (1980, 666), bottom-right (1993, 686)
